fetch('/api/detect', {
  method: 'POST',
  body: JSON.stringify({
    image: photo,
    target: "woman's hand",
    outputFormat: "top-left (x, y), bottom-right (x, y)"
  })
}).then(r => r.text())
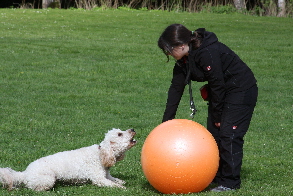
top-left (215, 122), bottom-right (221, 127)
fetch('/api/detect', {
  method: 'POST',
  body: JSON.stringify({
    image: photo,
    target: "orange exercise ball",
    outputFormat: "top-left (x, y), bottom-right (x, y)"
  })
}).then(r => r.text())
top-left (141, 119), bottom-right (219, 194)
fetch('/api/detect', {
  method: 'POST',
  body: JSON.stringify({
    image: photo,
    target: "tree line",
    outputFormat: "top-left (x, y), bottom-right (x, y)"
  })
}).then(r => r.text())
top-left (0, 0), bottom-right (291, 17)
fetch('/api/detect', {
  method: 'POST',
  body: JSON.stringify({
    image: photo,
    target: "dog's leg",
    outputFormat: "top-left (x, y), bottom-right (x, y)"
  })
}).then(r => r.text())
top-left (106, 169), bottom-right (126, 185)
top-left (25, 172), bottom-right (56, 191)
top-left (91, 176), bottom-right (126, 189)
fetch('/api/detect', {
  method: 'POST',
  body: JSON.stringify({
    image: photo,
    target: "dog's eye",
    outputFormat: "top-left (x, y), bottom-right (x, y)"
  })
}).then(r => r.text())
top-left (118, 133), bottom-right (123, 137)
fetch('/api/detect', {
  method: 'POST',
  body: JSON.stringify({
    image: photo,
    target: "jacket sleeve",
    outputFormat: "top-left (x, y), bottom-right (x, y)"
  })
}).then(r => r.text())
top-left (162, 64), bottom-right (186, 122)
top-left (199, 48), bottom-right (226, 123)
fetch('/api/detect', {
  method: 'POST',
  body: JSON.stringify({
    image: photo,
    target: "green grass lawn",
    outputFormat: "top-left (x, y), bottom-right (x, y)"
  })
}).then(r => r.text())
top-left (0, 8), bottom-right (292, 196)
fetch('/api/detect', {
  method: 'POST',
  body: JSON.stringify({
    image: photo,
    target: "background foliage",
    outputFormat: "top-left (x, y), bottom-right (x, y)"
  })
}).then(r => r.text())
top-left (0, 0), bottom-right (292, 16)
top-left (0, 8), bottom-right (292, 196)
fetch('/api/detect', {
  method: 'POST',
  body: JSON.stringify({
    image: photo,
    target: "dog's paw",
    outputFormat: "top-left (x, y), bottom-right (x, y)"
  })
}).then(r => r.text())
top-left (115, 183), bottom-right (126, 189)
top-left (109, 182), bottom-right (126, 189)
top-left (113, 178), bottom-right (126, 185)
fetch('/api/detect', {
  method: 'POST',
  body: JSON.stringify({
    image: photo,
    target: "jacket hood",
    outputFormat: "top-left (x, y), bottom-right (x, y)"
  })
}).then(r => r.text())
top-left (197, 28), bottom-right (218, 49)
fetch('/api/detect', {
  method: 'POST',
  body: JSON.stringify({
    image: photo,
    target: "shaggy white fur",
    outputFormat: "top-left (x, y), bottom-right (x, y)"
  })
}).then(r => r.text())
top-left (0, 128), bottom-right (136, 191)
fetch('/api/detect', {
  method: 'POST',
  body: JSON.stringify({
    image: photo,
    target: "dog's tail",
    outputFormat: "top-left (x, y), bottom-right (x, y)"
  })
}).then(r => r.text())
top-left (0, 167), bottom-right (25, 190)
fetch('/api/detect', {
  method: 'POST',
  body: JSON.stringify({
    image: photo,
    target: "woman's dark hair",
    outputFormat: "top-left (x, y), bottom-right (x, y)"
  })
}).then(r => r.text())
top-left (158, 24), bottom-right (203, 61)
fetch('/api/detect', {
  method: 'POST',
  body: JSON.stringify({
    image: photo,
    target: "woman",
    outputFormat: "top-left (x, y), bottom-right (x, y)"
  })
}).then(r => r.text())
top-left (158, 24), bottom-right (258, 192)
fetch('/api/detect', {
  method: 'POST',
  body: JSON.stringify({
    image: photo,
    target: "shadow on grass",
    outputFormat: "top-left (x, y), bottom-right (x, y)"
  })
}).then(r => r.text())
top-left (52, 174), bottom-right (138, 189)
top-left (141, 181), bottom-right (163, 194)
top-left (241, 166), bottom-right (257, 180)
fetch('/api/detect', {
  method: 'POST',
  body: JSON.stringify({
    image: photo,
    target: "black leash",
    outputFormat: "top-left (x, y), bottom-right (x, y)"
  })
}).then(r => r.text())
top-left (188, 80), bottom-right (197, 118)
top-left (185, 56), bottom-right (197, 118)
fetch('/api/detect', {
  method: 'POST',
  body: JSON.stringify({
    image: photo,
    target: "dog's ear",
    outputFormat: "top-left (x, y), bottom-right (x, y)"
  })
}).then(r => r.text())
top-left (100, 141), bottom-right (116, 167)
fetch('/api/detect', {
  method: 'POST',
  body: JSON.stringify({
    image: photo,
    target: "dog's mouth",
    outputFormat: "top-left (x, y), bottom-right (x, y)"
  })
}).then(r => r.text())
top-left (129, 129), bottom-right (137, 146)
top-left (130, 138), bottom-right (137, 146)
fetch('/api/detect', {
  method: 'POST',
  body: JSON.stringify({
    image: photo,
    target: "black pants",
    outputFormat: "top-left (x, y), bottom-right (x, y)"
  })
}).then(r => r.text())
top-left (207, 85), bottom-right (258, 189)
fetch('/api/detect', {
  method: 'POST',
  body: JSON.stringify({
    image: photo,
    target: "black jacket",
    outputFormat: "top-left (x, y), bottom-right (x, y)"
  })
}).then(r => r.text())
top-left (162, 29), bottom-right (257, 123)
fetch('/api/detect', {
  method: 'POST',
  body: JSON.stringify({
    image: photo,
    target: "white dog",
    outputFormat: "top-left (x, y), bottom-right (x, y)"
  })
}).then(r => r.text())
top-left (0, 128), bottom-right (136, 191)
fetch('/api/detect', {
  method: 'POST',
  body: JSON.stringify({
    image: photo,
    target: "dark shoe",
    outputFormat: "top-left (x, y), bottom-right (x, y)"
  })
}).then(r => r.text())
top-left (210, 185), bottom-right (235, 192)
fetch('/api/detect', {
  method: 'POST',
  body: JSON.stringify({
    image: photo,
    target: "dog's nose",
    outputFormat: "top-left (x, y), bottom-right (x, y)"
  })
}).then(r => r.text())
top-left (130, 128), bottom-right (135, 132)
